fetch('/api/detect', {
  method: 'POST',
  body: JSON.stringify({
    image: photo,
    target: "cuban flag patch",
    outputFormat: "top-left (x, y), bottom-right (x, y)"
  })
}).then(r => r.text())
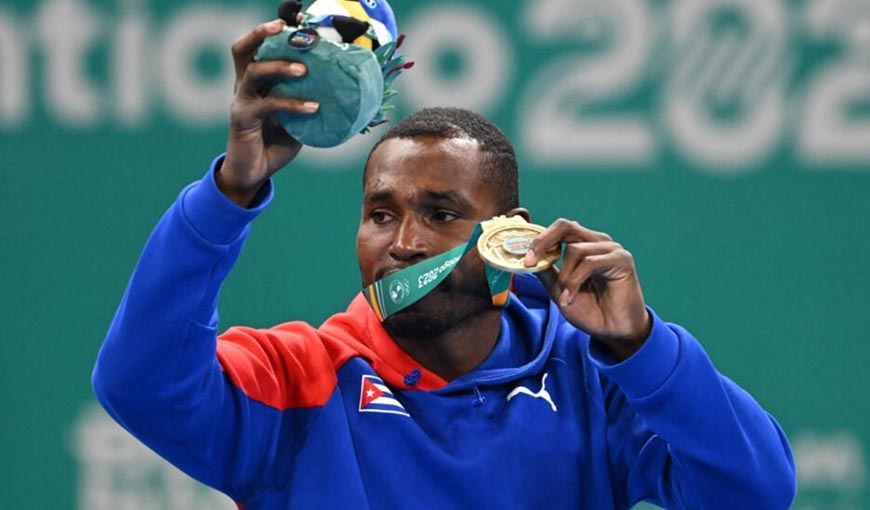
top-left (358, 375), bottom-right (410, 417)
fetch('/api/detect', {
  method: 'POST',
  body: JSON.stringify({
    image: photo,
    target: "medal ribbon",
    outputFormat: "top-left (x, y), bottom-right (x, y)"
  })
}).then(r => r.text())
top-left (364, 223), bottom-right (512, 322)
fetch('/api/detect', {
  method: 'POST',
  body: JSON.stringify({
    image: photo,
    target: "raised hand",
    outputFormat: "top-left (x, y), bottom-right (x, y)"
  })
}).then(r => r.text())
top-left (218, 19), bottom-right (319, 207)
top-left (524, 219), bottom-right (652, 360)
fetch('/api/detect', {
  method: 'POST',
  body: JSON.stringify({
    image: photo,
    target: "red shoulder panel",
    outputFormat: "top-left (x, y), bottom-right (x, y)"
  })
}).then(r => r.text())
top-left (216, 322), bottom-right (338, 411)
top-left (216, 293), bottom-right (449, 410)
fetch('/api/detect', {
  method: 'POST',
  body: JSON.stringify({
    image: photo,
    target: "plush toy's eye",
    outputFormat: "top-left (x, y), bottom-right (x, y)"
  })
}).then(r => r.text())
top-left (331, 15), bottom-right (377, 48)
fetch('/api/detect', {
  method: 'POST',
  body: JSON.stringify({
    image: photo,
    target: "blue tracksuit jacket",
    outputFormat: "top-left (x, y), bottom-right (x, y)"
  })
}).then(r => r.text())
top-left (92, 158), bottom-right (796, 509)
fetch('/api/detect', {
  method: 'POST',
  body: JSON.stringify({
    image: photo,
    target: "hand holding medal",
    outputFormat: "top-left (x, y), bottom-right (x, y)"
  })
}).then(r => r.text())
top-left (523, 218), bottom-right (652, 359)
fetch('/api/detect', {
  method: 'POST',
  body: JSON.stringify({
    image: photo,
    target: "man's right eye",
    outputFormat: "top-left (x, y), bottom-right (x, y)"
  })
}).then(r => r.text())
top-left (371, 211), bottom-right (393, 224)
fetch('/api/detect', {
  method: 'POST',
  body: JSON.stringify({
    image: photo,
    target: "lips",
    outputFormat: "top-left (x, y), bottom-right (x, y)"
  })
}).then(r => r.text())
top-left (375, 266), bottom-right (407, 281)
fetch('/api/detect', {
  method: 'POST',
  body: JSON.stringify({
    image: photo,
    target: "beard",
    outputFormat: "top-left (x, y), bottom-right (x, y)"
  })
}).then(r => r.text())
top-left (380, 258), bottom-right (495, 340)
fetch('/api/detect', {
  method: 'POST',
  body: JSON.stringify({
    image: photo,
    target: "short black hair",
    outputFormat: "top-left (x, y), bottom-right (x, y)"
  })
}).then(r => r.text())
top-left (367, 107), bottom-right (519, 212)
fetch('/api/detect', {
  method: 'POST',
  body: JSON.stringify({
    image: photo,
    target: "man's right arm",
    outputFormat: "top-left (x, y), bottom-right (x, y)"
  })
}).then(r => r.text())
top-left (92, 156), bottom-right (279, 498)
top-left (92, 19), bottom-right (322, 501)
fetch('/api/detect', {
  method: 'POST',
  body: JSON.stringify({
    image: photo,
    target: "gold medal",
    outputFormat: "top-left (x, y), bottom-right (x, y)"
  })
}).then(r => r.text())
top-left (477, 216), bottom-right (560, 273)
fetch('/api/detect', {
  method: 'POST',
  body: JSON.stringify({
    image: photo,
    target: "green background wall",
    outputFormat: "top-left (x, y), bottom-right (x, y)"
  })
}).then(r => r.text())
top-left (1, 0), bottom-right (868, 508)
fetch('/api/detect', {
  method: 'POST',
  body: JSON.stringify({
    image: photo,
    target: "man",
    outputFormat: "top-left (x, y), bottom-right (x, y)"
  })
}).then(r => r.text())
top-left (93, 19), bottom-right (796, 510)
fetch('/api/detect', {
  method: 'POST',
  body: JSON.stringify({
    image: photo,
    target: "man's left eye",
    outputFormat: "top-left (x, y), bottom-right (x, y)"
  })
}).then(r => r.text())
top-left (433, 211), bottom-right (459, 222)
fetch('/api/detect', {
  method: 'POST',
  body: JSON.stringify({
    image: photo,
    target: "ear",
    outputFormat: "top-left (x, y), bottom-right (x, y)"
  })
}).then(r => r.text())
top-left (277, 0), bottom-right (303, 26)
top-left (505, 207), bottom-right (531, 222)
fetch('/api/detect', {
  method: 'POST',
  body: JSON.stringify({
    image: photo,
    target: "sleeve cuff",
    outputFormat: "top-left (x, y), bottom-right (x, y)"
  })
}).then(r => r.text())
top-left (587, 308), bottom-right (681, 399)
top-left (180, 154), bottom-right (274, 245)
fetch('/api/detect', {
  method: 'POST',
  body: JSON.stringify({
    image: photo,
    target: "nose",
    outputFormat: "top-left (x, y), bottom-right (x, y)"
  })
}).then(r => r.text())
top-left (389, 217), bottom-right (429, 263)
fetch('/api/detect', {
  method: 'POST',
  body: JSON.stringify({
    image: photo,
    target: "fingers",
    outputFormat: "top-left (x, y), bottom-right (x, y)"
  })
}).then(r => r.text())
top-left (525, 218), bottom-right (612, 266)
top-left (233, 96), bottom-right (319, 127)
top-left (530, 230), bottom-right (634, 307)
top-left (237, 60), bottom-right (308, 98)
top-left (231, 60), bottom-right (317, 127)
top-left (230, 20), bottom-right (318, 131)
top-left (558, 249), bottom-right (633, 306)
top-left (535, 244), bottom-right (626, 305)
top-left (559, 241), bottom-right (620, 267)
top-left (232, 19), bottom-right (286, 80)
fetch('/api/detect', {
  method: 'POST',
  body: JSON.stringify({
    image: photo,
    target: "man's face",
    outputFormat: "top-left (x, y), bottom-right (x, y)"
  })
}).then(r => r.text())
top-left (357, 136), bottom-right (502, 338)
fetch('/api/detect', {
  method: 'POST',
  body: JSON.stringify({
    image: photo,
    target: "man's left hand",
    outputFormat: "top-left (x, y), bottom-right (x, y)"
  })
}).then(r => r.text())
top-left (524, 219), bottom-right (651, 361)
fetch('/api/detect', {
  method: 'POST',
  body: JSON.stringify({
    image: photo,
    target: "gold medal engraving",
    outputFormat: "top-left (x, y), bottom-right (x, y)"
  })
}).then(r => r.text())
top-left (477, 216), bottom-right (560, 273)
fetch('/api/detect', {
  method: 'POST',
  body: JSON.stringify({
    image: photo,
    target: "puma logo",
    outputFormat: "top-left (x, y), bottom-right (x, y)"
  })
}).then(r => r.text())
top-left (507, 372), bottom-right (557, 412)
